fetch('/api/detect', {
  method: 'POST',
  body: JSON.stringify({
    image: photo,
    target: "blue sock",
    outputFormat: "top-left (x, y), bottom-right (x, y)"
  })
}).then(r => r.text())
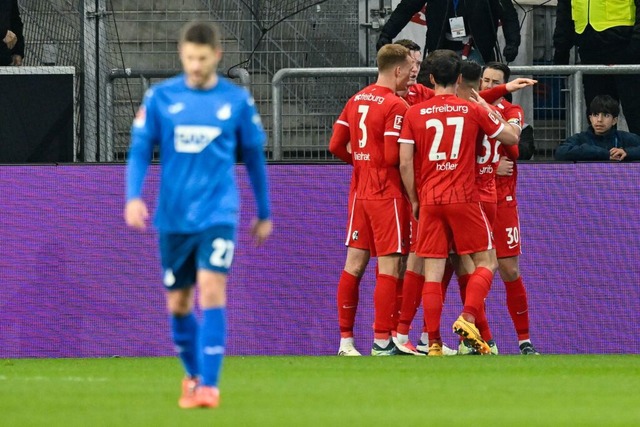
top-left (171, 313), bottom-right (199, 378)
top-left (199, 307), bottom-right (226, 387)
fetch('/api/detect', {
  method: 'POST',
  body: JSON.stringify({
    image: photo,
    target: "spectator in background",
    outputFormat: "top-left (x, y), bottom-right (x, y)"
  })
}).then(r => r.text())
top-left (0, 0), bottom-right (24, 66)
top-left (376, 0), bottom-right (521, 72)
top-left (555, 95), bottom-right (640, 161)
top-left (553, 0), bottom-right (640, 135)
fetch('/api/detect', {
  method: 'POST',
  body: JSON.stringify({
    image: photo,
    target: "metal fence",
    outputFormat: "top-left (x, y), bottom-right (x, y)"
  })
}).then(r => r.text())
top-left (12, 1), bottom-right (640, 162)
top-left (271, 65), bottom-right (640, 161)
top-left (15, 0), bottom-right (360, 161)
top-left (104, 0), bottom-right (360, 161)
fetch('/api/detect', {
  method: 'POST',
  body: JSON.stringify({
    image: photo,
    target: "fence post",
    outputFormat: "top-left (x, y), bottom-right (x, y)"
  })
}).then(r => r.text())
top-left (272, 69), bottom-right (285, 161)
top-left (572, 71), bottom-right (584, 135)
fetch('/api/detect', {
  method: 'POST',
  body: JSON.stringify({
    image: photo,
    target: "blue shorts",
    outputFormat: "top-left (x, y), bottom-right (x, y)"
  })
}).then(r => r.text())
top-left (159, 225), bottom-right (237, 290)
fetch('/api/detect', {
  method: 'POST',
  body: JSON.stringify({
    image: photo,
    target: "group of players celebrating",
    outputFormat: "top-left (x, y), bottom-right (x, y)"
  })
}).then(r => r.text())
top-left (329, 40), bottom-right (540, 357)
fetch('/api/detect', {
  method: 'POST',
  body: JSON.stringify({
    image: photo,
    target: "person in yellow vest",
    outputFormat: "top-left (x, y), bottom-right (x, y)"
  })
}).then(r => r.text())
top-left (553, 0), bottom-right (640, 135)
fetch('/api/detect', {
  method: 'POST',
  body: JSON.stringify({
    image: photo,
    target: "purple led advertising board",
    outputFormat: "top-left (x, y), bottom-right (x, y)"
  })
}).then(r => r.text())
top-left (0, 163), bottom-right (639, 358)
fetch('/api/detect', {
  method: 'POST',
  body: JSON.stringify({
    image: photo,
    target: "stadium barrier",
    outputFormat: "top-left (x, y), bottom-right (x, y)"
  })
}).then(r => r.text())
top-left (1, 163), bottom-right (639, 358)
top-left (271, 64), bottom-right (640, 161)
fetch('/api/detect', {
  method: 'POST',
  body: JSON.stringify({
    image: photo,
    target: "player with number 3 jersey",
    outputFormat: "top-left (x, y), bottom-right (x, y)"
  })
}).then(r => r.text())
top-left (330, 44), bottom-right (415, 356)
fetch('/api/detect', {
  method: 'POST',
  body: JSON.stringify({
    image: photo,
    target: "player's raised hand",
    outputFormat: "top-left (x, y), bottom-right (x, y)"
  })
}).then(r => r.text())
top-left (506, 78), bottom-right (537, 93)
top-left (251, 218), bottom-right (273, 246)
top-left (124, 198), bottom-right (149, 230)
top-left (469, 89), bottom-right (492, 112)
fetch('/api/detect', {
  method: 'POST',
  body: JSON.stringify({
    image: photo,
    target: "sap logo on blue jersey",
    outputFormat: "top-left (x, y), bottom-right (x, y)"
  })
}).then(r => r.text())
top-left (174, 125), bottom-right (222, 153)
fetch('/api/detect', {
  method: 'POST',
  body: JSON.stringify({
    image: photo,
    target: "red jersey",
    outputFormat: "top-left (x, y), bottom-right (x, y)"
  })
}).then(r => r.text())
top-left (403, 83), bottom-right (435, 106)
top-left (402, 84), bottom-right (436, 194)
top-left (476, 101), bottom-right (522, 203)
top-left (399, 93), bottom-right (504, 205)
top-left (335, 84), bottom-right (408, 200)
top-left (494, 100), bottom-right (524, 207)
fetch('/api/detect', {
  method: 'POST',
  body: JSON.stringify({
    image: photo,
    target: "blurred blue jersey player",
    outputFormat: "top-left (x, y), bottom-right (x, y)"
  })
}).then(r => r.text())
top-left (124, 21), bottom-right (272, 409)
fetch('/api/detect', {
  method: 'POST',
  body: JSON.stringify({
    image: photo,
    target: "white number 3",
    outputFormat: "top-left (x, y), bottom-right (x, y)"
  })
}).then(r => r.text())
top-left (209, 238), bottom-right (235, 268)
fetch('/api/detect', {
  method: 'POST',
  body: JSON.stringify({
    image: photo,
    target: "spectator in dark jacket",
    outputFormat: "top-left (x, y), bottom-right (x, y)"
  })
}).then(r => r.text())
top-left (555, 95), bottom-right (640, 161)
top-left (553, 0), bottom-right (640, 134)
top-left (376, 0), bottom-right (521, 69)
top-left (0, 0), bottom-right (24, 66)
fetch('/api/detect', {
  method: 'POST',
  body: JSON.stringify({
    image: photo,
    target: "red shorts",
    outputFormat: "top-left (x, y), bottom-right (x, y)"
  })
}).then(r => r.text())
top-left (361, 198), bottom-right (409, 256)
top-left (481, 201), bottom-right (497, 229)
top-left (493, 204), bottom-right (522, 258)
top-left (416, 202), bottom-right (494, 258)
top-left (345, 192), bottom-right (373, 253)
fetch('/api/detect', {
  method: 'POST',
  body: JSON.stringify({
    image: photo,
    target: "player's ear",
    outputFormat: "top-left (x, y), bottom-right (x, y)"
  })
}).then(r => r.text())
top-left (429, 73), bottom-right (435, 86)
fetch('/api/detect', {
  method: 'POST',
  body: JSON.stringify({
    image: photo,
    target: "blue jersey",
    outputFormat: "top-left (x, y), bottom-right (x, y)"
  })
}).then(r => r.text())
top-left (126, 74), bottom-right (270, 233)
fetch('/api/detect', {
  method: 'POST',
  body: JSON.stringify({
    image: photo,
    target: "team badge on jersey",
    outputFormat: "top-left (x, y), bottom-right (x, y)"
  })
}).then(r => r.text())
top-left (216, 104), bottom-right (232, 120)
top-left (351, 230), bottom-right (359, 241)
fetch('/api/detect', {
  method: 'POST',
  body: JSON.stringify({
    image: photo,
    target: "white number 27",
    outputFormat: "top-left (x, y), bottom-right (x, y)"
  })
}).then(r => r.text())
top-left (209, 238), bottom-right (235, 269)
top-left (427, 117), bottom-right (464, 161)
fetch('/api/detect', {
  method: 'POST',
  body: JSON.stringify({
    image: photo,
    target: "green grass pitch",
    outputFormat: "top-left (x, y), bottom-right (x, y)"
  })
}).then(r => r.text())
top-left (1, 355), bottom-right (639, 426)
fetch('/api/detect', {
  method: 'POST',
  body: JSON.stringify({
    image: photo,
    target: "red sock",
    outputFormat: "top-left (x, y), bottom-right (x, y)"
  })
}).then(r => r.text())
top-left (505, 277), bottom-right (530, 340)
top-left (441, 261), bottom-right (454, 303)
top-left (458, 274), bottom-right (470, 305)
top-left (337, 271), bottom-right (361, 338)
top-left (374, 274), bottom-right (397, 337)
top-left (423, 281), bottom-right (443, 342)
top-left (394, 278), bottom-right (404, 329)
top-left (397, 270), bottom-right (424, 335)
top-left (462, 267), bottom-right (494, 320)
top-left (475, 303), bottom-right (493, 341)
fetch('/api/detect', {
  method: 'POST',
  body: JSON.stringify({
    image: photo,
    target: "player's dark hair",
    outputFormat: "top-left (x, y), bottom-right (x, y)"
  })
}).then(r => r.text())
top-left (180, 21), bottom-right (221, 49)
top-left (425, 49), bottom-right (460, 87)
top-left (590, 95), bottom-right (620, 117)
top-left (483, 61), bottom-right (511, 82)
top-left (394, 39), bottom-right (421, 52)
top-left (377, 44), bottom-right (411, 72)
top-left (461, 60), bottom-right (482, 83)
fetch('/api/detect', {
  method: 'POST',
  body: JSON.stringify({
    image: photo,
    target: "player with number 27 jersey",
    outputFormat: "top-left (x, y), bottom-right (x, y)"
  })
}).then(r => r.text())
top-left (399, 94), bottom-right (504, 206)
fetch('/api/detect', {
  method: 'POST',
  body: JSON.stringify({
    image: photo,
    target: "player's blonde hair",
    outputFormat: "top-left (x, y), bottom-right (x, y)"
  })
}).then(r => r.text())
top-left (377, 44), bottom-right (411, 72)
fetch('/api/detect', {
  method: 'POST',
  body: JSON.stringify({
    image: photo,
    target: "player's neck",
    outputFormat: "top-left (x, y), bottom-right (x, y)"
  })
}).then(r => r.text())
top-left (434, 84), bottom-right (456, 96)
top-left (185, 73), bottom-right (218, 90)
top-left (375, 75), bottom-right (399, 93)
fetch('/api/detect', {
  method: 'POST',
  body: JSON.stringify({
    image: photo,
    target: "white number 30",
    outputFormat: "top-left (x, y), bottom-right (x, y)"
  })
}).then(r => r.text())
top-left (209, 238), bottom-right (235, 268)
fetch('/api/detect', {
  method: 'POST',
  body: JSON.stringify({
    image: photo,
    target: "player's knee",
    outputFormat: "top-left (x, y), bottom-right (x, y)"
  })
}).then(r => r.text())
top-left (499, 264), bottom-right (520, 282)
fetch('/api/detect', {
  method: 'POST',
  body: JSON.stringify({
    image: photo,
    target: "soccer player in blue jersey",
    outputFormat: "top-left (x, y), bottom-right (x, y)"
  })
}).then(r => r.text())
top-left (124, 21), bottom-right (272, 409)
